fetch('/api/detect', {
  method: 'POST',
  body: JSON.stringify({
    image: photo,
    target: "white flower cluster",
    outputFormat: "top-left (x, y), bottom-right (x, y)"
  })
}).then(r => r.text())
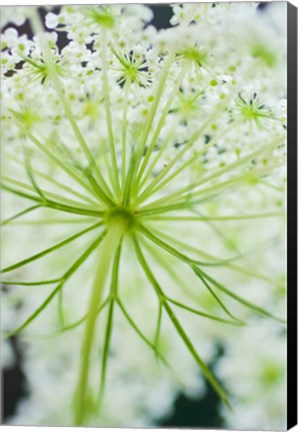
top-left (1, 2), bottom-right (287, 429)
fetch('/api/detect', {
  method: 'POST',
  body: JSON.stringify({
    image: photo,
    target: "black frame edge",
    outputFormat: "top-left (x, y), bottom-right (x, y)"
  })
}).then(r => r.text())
top-left (287, 1), bottom-right (298, 430)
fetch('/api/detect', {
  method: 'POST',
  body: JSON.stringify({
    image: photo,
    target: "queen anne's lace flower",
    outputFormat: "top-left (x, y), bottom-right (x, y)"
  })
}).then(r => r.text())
top-left (1, 3), bottom-right (286, 428)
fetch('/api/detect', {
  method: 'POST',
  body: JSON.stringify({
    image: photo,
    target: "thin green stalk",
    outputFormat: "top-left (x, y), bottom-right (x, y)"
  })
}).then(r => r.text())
top-left (84, 168), bottom-right (116, 208)
top-left (4, 233), bottom-right (105, 338)
top-left (136, 105), bottom-right (230, 203)
top-left (122, 148), bottom-right (138, 207)
top-left (259, 179), bottom-right (284, 192)
top-left (58, 288), bottom-right (65, 326)
top-left (146, 212), bottom-right (284, 222)
top-left (135, 63), bottom-right (189, 188)
top-left (101, 29), bottom-right (121, 196)
top-left (123, 53), bottom-right (175, 203)
top-left (117, 298), bottom-right (168, 366)
top-left (138, 223), bottom-right (284, 323)
top-left (137, 223), bottom-right (235, 267)
top-left (139, 227), bottom-right (244, 324)
top-left (1, 221), bottom-right (103, 274)
top-left (4, 282), bottom-right (64, 338)
top-left (193, 269), bottom-right (245, 324)
top-left (179, 164), bottom-right (281, 203)
top-left (74, 224), bottom-right (125, 425)
top-left (150, 226), bottom-right (273, 283)
top-left (3, 184), bottom-right (103, 218)
top-left (137, 119), bottom-right (242, 204)
top-left (5, 151), bottom-right (98, 205)
top-left (7, 217), bottom-right (95, 225)
top-left (188, 207), bottom-right (273, 286)
top-left (138, 200), bottom-right (195, 217)
top-left (45, 199), bottom-right (103, 218)
top-left (133, 235), bottom-right (231, 408)
top-left (138, 128), bottom-right (175, 191)
top-left (166, 296), bottom-right (245, 326)
top-left (136, 52), bottom-right (175, 163)
top-left (8, 112), bottom-right (99, 200)
top-left (154, 301), bottom-right (163, 355)
top-left (197, 268), bottom-right (286, 323)
top-left (1, 279), bottom-right (61, 286)
top-left (1, 205), bottom-right (41, 226)
top-left (98, 242), bottom-right (122, 405)
top-left (25, 154), bottom-right (47, 200)
top-left (139, 143), bottom-right (279, 210)
top-left (2, 175), bottom-right (102, 211)
top-left (29, 10), bottom-right (114, 201)
top-left (120, 77), bottom-right (131, 188)
top-left (58, 298), bottom-right (110, 335)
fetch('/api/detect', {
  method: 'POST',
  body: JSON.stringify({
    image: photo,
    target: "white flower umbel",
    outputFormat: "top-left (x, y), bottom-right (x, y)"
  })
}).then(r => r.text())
top-left (216, 321), bottom-right (286, 430)
top-left (1, 3), bottom-right (287, 428)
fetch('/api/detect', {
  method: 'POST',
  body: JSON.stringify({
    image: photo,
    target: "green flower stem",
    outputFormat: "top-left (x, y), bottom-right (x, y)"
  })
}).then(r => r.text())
top-left (8, 113), bottom-right (100, 200)
top-left (136, 52), bottom-right (175, 163)
top-left (137, 224), bottom-right (233, 268)
top-left (58, 288), bottom-right (65, 326)
top-left (138, 201), bottom-right (196, 217)
top-left (2, 184), bottom-right (104, 218)
top-left (1, 279), bottom-right (61, 286)
top-left (1, 221), bottom-right (103, 274)
top-left (133, 235), bottom-right (231, 409)
top-left (135, 62), bottom-right (189, 189)
top-left (197, 268), bottom-right (286, 324)
top-left (136, 101), bottom-right (230, 203)
top-left (47, 71), bottom-right (114, 202)
top-left (137, 163), bottom-right (281, 218)
top-left (150, 227), bottom-right (274, 284)
top-left (120, 77), bottom-right (131, 188)
top-left (1, 205), bottom-right (41, 226)
top-left (8, 217), bottom-right (96, 225)
top-left (154, 301), bottom-right (163, 355)
top-left (83, 169), bottom-right (116, 208)
top-left (139, 142), bottom-right (279, 211)
top-left (26, 165), bottom-right (98, 205)
top-left (143, 234), bottom-right (245, 319)
top-left (117, 297), bottom-right (185, 389)
top-left (25, 155), bottom-right (47, 200)
top-left (4, 282), bottom-right (64, 339)
top-left (4, 152), bottom-right (99, 206)
top-left (259, 178), bottom-right (285, 192)
top-left (122, 149), bottom-right (138, 207)
top-left (44, 197), bottom-right (102, 217)
top-left (138, 128), bottom-right (175, 190)
top-left (58, 298), bottom-right (110, 335)
top-left (74, 224), bottom-right (125, 425)
top-left (98, 242), bottom-right (122, 404)
top-left (142, 229), bottom-right (244, 324)
top-left (4, 233), bottom-right (105, 338)
top-left (146, 212), bottom-right (284, 222)
top-left (101, 29), bottom-right (121, 197)
top-left (137, 95), bottom-right (224, 193)
top-left (138, 118), bottom-right (242, 204)
top-left (139, 223), bottom-right (284, 323)
top-left (123, 53), bottom-right (174, 205)
top-left (166, 296), bottom-right (245, 326)
top-left (30, 10), bottom-right (114, 202)
top-left (179, 164), bottom-right (281, 206)
top-left (192, 268), bottom-right (247, 323)
top-left (2, 175), bottom-right (101, 212)
top-left (117, 298), bottom-right (169, 366)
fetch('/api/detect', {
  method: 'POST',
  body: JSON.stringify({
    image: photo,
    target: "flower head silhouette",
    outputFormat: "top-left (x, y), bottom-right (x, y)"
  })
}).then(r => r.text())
top-left (1, 3), bottom-right (286, 428)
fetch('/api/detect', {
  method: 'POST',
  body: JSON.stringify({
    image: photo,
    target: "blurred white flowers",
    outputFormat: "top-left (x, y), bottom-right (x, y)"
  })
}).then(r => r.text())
top-left (1, 2), bottom-right (287, 429)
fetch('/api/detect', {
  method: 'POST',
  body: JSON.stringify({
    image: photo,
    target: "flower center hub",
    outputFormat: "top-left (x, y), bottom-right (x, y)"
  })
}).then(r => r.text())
top-left (106, 207), bottom-right (136, 231)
